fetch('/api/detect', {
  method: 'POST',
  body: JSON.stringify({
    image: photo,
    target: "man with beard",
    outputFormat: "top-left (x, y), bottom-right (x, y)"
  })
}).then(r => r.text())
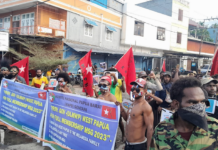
top-left (31, 69), bottom-right (48, 88)
top-left (150, 78), bottom-right (218, 150)
top-left (116, 78), bottom-right (153, 150)
top-left (98, 76), bottom-right (117, 102)
top-left (201, 77), bottom-right (218, 119)
top-left (155, 71), bottom-right (173, 109)
top-left (6, 66), bottom-right (26, 84)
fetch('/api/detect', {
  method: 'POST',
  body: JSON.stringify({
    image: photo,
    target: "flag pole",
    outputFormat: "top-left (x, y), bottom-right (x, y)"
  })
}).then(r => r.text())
top-left (206, 48), bottom-right (218, 76)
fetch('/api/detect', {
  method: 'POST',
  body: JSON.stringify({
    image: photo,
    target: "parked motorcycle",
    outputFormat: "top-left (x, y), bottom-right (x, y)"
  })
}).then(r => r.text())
top-left (75, 68), bottom-right (83, 87)
top-left (68, 72), bottom-right (75, 86)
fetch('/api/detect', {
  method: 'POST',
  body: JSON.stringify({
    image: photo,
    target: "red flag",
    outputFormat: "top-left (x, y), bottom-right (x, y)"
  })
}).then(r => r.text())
top-left (162, 60), bottom-right (166, 72)
top-left (38, 92), bottom-right (47, 100)
top-left (115, 47), bottom-right (136, 94)
top-left (79, 50), bottom-right (93, 97)
top-left (210, 49), bottom-right (218, 76)
top-left (11, 57), bottom-right (29, 85)
top-left (101, 105), bottom-right (116, 120)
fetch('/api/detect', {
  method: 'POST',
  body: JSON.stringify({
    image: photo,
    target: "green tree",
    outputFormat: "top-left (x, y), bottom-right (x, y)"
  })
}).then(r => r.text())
top-left (190, 22), bottom-right (214, 43)
top-left (9, 37), bottom-right (76, 72)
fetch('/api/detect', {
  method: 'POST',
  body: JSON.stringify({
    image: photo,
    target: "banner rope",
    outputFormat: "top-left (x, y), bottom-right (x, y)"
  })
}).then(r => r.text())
top-left (0, 121), bottom-right (73, 150)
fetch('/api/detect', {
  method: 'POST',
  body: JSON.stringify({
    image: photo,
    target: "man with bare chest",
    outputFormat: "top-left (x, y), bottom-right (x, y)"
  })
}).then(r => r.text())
top-left (117, 78), bottom-right (154, 150)
top-left (98, 76), bottom-right (117, 102)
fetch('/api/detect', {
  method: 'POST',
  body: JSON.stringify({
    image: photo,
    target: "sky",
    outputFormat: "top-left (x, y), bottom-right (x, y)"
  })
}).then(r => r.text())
top-left (124, 0), bottom-right (218, 26)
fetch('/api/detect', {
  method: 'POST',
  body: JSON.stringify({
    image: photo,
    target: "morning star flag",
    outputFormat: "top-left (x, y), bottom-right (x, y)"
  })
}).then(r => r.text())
top-left (210, 49), bottom-right (218, 76)
top-left (43, 91), bottom-right (120, 150)
top-left (79, 50), bottom-right (93, 97)
top-left (115, 47), bottom-right (136, 94)
top-left (11, 57), bottom-right (29, 85)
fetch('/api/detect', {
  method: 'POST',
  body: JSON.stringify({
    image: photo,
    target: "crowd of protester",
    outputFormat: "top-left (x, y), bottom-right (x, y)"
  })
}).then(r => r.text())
top-left (1, 59), bottom-right (218, 150)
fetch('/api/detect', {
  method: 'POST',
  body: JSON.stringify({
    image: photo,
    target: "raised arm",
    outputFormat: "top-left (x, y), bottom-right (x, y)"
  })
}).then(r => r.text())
top-left (143, 103), bottom-right (154, 150)
top-left (147, 93), bottom-right (163, 105)
top-left (172, 68), bottom-right (179, 82)
top-left (121, 77), bottom-right (125, 93)
top-left (111, 73), bottom-right (118, 86)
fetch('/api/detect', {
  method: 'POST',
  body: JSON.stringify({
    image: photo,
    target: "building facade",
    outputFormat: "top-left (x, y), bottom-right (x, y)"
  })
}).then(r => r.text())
top-left (137, 0), bottom-right (190, 71)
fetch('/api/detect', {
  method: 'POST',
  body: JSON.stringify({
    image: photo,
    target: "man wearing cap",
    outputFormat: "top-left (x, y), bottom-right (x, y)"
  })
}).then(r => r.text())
top-left (155, 71), bottom-right (173, 109)
top-left (201, 77), bottom-right (218, 119)
top-left (97, 76), bottom-right (117, 102)
top-left (138, 71), bottom-right (162, 91)
top-left (116, 78), bottom-right (153, 150)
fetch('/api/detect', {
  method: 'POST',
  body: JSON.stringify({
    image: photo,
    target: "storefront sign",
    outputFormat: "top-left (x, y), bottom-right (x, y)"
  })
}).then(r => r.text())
top-left (38, 27), bottom-right (52, 34)
top-left (0, 31), bottom-right (9, 51)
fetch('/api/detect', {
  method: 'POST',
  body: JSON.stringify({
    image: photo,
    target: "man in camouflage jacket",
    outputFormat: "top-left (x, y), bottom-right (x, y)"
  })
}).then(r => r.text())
top-left (150, 78), bottom-right (218, 150)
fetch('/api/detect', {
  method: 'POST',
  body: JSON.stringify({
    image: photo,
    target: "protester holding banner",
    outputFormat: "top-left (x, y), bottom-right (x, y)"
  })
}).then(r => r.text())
top-left (98, 76), bottom-right (117, 102)
top-left (117, 78), bottom-right (153, 150)
top-left (151, 78), bottom-right (218, 150)
top-left (201, 77), bottom-right (218, 119)
top-left (6, 66), bottom-right (26, 84)
top-left (31, 69), bottom-right (48, 89)
top-left (56, 72), bottom-right (72, 93)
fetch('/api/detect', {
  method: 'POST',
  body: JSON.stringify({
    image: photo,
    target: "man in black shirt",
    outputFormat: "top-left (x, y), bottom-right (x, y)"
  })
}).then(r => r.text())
top-left (201, 77), bottom-right (218, 119)
top-left (145, 89), bottom-right (163, 129)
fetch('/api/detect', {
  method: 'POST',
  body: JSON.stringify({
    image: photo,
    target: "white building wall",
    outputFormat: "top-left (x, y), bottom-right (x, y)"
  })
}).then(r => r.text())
top-left (121, 3), bottom-right (172, 51)
top-left (170, 0), bottom-right (189, 52)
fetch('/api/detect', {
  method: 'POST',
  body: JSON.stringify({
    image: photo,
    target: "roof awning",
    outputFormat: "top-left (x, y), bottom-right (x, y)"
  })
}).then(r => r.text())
top-left (106, 26), bottom-right (117, 32)
top-left (64, 42), bottom-right (161, 57)
top-left (85, 19), bottom-right (98, 26)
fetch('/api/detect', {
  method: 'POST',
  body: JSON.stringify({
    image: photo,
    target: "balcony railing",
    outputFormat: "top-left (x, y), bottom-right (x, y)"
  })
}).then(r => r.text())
top-left (0, 25), bottom-right (65, 38)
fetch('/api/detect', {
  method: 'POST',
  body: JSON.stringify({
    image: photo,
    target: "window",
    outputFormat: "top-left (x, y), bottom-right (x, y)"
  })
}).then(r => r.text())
top-left (134, 21), bottom-right (144, 36)
top-left (0, 18), bottom-right (2, 28)
top-left (84, 24), bottom-right (93, 37)
top-left (178, 9), bottom-right (183, 21)
top-left (157, 27), bottom-right (165, 41)
top-left (13, 15), bottom-right (20, 21)
top-left (106, 30), bottom-right (113, 41)
top-left (177, 32), bottom-right (182, 44)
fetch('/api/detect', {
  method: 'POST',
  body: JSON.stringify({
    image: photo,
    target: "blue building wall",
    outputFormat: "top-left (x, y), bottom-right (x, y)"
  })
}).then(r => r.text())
top-left (137, 0), bottom-right (173, 17)
top-left (63, 44), bottom-right (153, 74)
top-left (207, 28), bottom-right (218, 43)
top-left (91, 0), bottom-right (107, 8)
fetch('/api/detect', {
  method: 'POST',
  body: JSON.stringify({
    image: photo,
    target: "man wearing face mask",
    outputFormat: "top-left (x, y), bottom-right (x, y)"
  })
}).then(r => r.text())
top-left (97, 76), bottom-right (117, 102)
top-left (155, 72), bottom-right (173, 109)
top-left (6, 66), bottom-right (26, 84)
top-left (31, 69), bottom-right (48, 88)
top-left (201, 77), bottom-right (218, 119)
top-left (150, 78), bottom-right (218, 150)
top-left (56, 72), bottom-right (72, 93)
top-left (116, 78), bottom-right (154, 150)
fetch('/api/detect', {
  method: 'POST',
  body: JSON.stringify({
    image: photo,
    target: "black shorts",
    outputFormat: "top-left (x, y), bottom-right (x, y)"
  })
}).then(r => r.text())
top-left (125, 141), bottom-right (147, 150)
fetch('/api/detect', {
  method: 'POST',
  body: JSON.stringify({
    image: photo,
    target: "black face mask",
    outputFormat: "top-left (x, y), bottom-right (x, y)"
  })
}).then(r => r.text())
top-left (177, 103), bottom-right (208, 131)
top-left (36, 74), bottom-right (42, 77)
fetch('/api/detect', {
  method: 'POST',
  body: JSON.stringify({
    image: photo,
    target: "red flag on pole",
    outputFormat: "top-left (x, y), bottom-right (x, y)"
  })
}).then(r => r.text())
top-left (210, 49), bottom-right (218, 76)
top-left (79, 50), bottom-right (93, 97)
top-left (115, 47), bottom-right (136, 94)
top-left (162, 60), bottom-right (166, 72)
top-left (11, 57), bottom-right (29, 85)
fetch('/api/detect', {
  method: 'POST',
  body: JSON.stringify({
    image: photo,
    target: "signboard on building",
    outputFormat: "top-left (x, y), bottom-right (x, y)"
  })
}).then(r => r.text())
top-left (0, 31), bottom-right (9, 51)
top-left (38, 27), bottom-right (52, 34)
top-left (49, 18), bottom-right (60, 30)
